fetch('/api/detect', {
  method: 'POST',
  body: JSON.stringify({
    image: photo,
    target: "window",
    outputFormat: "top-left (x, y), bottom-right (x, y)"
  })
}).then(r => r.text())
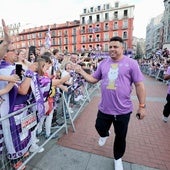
top-left (104, 44), bottom-right (109, 51)
top-left (82, 17), bottom-right (85, 24)
top-left (38, 32), bottom-right (42, 38)
top-left (82, 36), bottom-right (86, 43)
top-left (64, 30), bottom-right (68, 36)
top-left (104, 23), bottom-right (109, 31)
top-left (124, 10), bottom-right (128, 17)
top-left (58, 38), bottom-right (62, 45)
top-left (123, 31), bottom-right (127, 39)
top-left (21, 35), bottom-right (24, 40)
top-left (105, 13), bottom-right (109, 20)
top-left (106, 4), bottom-right (110, 10)
top-left (115, 2), bottom-right (119, 8)
top-left (72, 36), bottom-right (76, 44)
top-left (32, 33), bottom-right (36, 39)
top-left (89, 16), bottom-right (92, 23)
top-left (90, 7), bottom-right (93, 12)
top-left (89, 45), bottom-right (93, 51)
top-left (95, 24), bottom-right (100, 32)
top-left (58, 31), bottom-right (62, 36)
top-left (89, 35), bottom-right (93, 42)
top-left (32, 40), bottom-right (35, 46)
top-left (21, 42), bottom-right (25, 48)
top-left (123, 20), bottom-right (128, 28)
top-left (96, 34), bottom-right (100, 42)
top-left (88, 25), bottom-right (93, 33)
top-left (114, 11), bottom-right (118, 19)
top-left (73, 45), bottom-right (76, 52)
top-left (97, 5), bottom-right (101, 11)
top-left (104, 33), bottom-right (109, 41)
top-left (113, 22), bottom-right (118, 29)
top-left (96, 15), bottom-right (100, 22)
top-left (72, 28), bottom-right (76, 35)
top-left (64, 37), bottom-right (68, 44)
top-left (51, 30), bottom-right (56, 37)
top-left (81, 26), bottom-right (85, 33)
top-left (27, 34), bottom-right (31, 39)
top-left (83, 9), bottom-right (87, 13)
top-left (52, 38), bottom-right (56, 45)
top-left (113, 31), bottom-right (118, 36)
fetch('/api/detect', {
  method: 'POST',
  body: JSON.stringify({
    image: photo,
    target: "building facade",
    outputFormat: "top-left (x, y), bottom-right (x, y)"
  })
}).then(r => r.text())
top-left (163, 0), bottom-right (170, 49)
top-left (15, 20), bottom-right (80, 54)
top-left (0, 1), bottom-right (134, 55)
top-left (79, 2), bottom-right (134, 54)
top-left (145, 14), bottom-right (164, 57)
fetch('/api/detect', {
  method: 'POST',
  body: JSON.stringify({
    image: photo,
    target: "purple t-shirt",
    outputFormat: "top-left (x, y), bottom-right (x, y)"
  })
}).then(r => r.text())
top-left (92, 56), bottom-right (144, 115)
top-left (166, 66), bottom-right (170, 94)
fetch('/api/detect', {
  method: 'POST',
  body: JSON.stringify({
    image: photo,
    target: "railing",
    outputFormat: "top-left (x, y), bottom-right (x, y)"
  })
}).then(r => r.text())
top-left (0, 82), bottom-right (99, 170)
top-left (140, 64), bottom-right (169, 85)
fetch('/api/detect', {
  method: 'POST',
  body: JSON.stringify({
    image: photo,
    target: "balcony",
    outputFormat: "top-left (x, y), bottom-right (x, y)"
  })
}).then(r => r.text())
top-left (88, 28), bottom-right (94, 33)
top-left (113, 26), bottom-right (119, 30)
top-left (123, 36), bottom-right (128, 40)
top-left (103, 38), bottom-right (109, 41)
top-left (94, 27), bottom-right (101, 32)
top-left (122, 25), bottom-right (128, 29)
top-left (80, 30), bottom-right (86, 34)
top-left (104, 27), bottom-right (109, 31)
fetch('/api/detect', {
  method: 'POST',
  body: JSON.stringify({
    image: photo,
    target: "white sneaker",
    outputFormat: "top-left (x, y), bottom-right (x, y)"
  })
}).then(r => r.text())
top-left (114, 158), bottom-right (123, 170)
top-left (29, 144), bottom-right (44, 153)
top-left (162, 116), bottom-right (168, 123)
top-left (98, 131), bottom-right (111, 146)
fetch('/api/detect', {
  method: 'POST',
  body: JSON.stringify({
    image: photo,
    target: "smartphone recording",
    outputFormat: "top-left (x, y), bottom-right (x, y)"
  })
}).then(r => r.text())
top-left (15, 64), bottom-right (23, 80)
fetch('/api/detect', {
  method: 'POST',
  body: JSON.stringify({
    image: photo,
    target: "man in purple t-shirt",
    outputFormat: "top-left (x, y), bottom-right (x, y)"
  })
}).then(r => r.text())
top-left (75, 36), bottom-right (146, 170)
top-left (162, 61), bottom-right (170, 122)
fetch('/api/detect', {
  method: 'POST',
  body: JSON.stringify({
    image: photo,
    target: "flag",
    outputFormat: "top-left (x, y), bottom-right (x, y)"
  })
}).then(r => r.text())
top-left (45, 26), bottom-right (51, 49)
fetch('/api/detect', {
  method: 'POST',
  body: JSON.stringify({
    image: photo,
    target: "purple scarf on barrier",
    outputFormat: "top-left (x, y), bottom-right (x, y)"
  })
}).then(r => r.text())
top-left (31, 72), bottom-right (45, 121)
top-left (0, 62), bottom-right (32, 160)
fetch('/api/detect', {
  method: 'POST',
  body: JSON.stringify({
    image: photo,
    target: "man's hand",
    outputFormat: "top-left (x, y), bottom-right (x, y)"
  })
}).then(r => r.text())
top-left (136, 107), bottom-right (146, 120)
top-left (0, 19), bottom-right (11, 59)
top-left (74, 64), bottom-right (83, 74)
top-left (2, 19), bottom-right (11, 44)
top-left (9, 74), bottom-right (20, 82)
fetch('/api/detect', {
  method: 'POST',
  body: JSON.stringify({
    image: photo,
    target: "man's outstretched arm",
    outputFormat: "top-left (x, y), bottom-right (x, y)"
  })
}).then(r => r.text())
top-left (0, 19), bottom-right (11, 59)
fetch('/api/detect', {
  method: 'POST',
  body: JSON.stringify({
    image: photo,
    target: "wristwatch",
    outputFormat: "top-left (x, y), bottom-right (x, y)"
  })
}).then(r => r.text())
top-left (139, 104), bottom-right (146, 108)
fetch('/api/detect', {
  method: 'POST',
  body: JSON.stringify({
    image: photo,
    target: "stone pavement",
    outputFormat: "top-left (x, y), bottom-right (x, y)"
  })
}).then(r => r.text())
top-left (27, 75), bottom-right (170, 170)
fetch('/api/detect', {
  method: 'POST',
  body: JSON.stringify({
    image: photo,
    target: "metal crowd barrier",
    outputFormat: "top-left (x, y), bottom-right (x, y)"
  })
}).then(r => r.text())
top-left (0, 82), bottom-right (99, 170)
top-left (140, 64), bottom-right (169, 84)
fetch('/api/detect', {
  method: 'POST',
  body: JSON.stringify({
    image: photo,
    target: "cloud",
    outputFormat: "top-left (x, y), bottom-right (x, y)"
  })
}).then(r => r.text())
top-left (0, 0), bottom-right (164, 38)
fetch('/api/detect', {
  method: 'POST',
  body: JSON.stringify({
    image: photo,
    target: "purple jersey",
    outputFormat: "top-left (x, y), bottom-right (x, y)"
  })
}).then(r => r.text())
top-left (92, 56), bottom-right (144, 115)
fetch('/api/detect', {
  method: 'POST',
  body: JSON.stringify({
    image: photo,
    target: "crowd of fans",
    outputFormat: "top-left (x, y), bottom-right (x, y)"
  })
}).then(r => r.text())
top-left (140, 48), bottom-right (170, 81)
top-left (0, 19), bottom-right (105, 169)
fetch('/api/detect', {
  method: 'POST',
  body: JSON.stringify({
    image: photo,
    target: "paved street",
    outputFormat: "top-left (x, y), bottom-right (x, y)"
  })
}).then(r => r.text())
top-left (27, 74), bottom-right (170, 170)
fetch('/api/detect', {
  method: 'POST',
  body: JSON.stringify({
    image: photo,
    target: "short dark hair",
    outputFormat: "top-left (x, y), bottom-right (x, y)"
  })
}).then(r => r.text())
top-left (41, 55), bottom-right (52, 64)
top-left (110, 36), bottom-right (124, 44)
top-left (52, 49), bottom-right (59, 55)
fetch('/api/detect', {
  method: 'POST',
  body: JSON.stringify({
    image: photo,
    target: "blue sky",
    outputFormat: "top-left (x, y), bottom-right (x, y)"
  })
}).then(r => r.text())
top-left (1, 0), bottom-right (164, 38)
